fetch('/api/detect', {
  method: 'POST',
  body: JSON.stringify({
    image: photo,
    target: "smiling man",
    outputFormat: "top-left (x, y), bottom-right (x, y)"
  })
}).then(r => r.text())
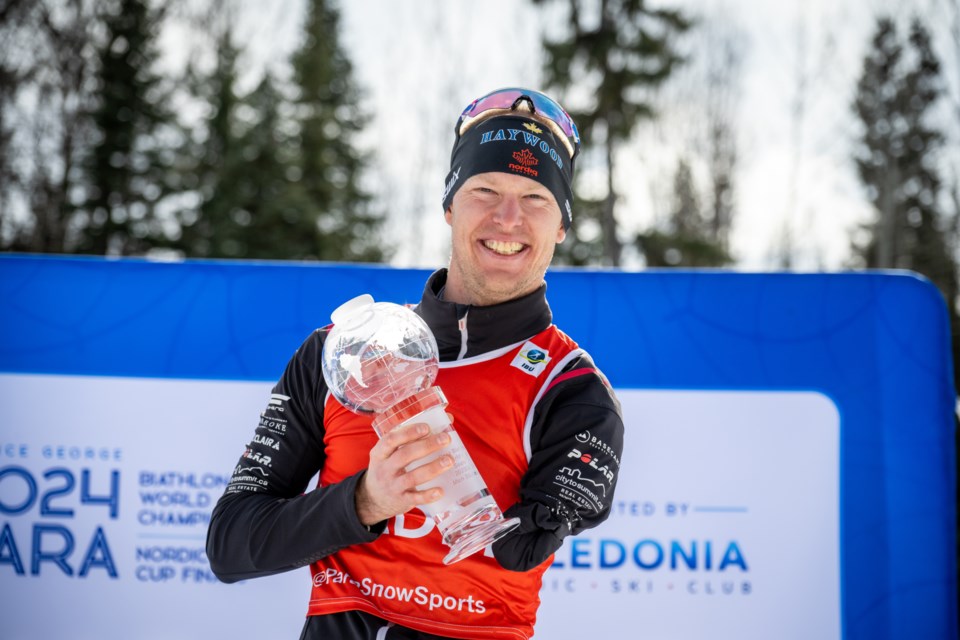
top-left (443, 171), bottom-right (565, 306)
top-left (207, 88), bottom-right (624, 640)
top-left (440, 103), bottom-right (576, 309)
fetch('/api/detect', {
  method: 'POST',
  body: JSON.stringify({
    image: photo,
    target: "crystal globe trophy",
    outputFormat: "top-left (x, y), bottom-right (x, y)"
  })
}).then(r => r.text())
top-left (321, 294), bottom-right (520, 564)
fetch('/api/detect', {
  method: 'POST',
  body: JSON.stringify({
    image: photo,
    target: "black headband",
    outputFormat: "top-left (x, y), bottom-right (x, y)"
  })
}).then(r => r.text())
top-left (442, 115), bottom-right (575, 230)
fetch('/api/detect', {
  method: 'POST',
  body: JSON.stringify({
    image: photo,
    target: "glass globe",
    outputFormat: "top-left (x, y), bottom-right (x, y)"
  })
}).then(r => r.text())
top-left (321, 294), bottom-right (440, 414)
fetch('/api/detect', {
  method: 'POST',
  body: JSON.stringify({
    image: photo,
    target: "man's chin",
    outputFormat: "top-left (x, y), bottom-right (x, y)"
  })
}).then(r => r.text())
top-left (473, 276), bottom-right (539, 306)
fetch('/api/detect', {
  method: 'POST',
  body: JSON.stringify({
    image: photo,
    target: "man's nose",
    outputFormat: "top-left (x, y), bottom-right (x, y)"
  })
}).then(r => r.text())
top-left (492, 195), bottom-right (522, 227)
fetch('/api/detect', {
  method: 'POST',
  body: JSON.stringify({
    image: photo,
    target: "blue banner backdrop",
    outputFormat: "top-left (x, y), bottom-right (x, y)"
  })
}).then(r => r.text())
top-left (0, 254), bottom-right (956, 639)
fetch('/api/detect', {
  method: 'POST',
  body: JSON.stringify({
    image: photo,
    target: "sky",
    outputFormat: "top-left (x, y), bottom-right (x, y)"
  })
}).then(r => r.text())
top-left (164, 0), bottom-right (960, 272)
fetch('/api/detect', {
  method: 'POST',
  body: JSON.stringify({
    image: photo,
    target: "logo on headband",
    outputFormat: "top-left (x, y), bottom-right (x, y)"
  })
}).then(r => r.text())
top-left (523, 122), bottom-right (543, 134)
top-left (509, 149), bottom-right (539, 177)
top-left (442, 166), bottom-right (461, 202)
top-left (480, 129), bottom-right (564, 170)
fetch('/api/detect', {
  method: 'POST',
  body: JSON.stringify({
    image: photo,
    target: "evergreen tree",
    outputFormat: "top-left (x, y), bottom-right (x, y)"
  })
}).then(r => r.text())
top-left (75, 0), bottom-right (173, 255)
top-left (289, 0), bottom-right (386, 262)
top-left (168, 20), bottom-right (312, 260)
top-left (220, 72), bottom-right (318, 259)
top-left (532, 0), bottom-right (691, 266)
top-left (171, 25), bottom-right (251, 258)
top-left (851, 16), bottom-right (959, 389)
top-left (170, 0), bottom-right (385, 262)
top-left (637, 157), bottom-right (731, 267)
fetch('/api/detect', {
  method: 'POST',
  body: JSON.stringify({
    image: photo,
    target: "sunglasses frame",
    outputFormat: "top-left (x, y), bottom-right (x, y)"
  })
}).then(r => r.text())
top-left (456, 88), bottom-right (580, 159)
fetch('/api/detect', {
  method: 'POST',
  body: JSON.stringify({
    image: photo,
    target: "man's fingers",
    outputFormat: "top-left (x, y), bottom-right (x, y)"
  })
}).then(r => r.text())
top-left (374, 422), bottom-right (430, 461)
top-left (407, 485), bottom-right (445, 506)
top-left (359, 423), bottom-right (456, 524)
top-left (394, 431), bottom-right (451, 470)
top-left (403, 452), bottom-right (454, 489)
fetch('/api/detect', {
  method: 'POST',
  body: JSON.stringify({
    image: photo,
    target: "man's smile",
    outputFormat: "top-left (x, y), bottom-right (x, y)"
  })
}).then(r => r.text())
top-left (482, 239), bottom-right (526, 256)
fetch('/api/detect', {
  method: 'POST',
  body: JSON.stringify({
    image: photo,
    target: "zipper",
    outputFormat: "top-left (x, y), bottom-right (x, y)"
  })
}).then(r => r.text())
top-left (457, 311), bottom-right (469, 360)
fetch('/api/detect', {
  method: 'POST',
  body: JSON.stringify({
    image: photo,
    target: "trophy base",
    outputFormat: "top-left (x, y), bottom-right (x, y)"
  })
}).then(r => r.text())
top-left (441, 505), bottom-right (520, 565)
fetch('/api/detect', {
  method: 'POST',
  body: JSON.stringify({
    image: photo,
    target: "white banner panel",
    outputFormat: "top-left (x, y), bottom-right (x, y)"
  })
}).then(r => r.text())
top-left (1, 374), bottom-right (839, 639)
top-left (1, 374), bottom-right (305, 640)
top-left (535, 389), bottom-right (841, 639)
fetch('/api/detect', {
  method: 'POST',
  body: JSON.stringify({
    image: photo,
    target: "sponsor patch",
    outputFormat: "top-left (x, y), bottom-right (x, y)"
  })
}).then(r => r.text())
top-left (511, 341), bottom-right (551, 376)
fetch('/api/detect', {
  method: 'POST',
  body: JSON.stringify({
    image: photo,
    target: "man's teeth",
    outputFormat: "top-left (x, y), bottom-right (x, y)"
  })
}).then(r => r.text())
top-left (484, 240), bottom-right (524, 255)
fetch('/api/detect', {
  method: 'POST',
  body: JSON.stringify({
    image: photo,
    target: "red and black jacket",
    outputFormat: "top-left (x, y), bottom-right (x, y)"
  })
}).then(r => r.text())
top-left (207, 269), bottom-right (624, 638)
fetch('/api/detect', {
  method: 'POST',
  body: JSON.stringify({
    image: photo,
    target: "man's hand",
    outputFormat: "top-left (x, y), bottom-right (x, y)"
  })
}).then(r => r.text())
top-left (355, 422), bottom-right (453, 526)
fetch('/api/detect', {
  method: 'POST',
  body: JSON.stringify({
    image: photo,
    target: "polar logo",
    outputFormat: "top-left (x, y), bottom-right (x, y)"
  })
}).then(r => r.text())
top-left (567, 447), bottom-right (615, 483)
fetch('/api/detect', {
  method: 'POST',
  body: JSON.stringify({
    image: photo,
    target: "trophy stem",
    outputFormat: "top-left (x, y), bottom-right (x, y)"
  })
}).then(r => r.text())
top-left (372, 387), bottom-right (520, 564)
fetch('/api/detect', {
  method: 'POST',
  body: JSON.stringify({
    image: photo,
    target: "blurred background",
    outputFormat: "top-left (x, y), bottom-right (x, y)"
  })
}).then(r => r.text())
top-left (3, 0), bottom-right (959, 274)
top-left (1, 0), bottom-right (958, 582)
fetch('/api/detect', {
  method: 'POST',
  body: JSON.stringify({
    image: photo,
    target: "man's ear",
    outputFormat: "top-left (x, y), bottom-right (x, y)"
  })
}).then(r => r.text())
top-left (444, 208), bottom-right (453, 226)
top-left (556, 222), bottom-right (567, 244)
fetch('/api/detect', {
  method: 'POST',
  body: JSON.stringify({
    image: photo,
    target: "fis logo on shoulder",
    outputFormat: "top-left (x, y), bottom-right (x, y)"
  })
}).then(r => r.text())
top-left (512, 341), bottom-right (551, 376)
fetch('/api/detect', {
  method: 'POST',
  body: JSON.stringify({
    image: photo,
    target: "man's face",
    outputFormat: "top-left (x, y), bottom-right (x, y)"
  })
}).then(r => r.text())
top-left (443, 172), bottom-right (566, 307)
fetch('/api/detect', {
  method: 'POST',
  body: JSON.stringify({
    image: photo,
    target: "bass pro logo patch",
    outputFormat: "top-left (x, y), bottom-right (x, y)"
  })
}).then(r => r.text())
top-left (511, 341), bottom-right (551, 376)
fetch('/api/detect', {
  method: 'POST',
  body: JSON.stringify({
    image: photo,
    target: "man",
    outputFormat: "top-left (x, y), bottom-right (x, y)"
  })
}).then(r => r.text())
top-left (207, 88), bottom-right (624, 639)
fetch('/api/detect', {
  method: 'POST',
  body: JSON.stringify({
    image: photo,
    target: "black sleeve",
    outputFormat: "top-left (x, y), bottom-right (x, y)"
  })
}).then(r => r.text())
top-left (205, 330), bottom-right (382, 584)
top-left (492, 353), bottom-right (624, 571)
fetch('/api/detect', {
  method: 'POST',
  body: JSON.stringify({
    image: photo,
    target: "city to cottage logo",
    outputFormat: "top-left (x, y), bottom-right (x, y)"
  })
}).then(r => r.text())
top-left (510, 148), bottom-right (539, 177)
top-left (511, 341), bottom-right (550, 376)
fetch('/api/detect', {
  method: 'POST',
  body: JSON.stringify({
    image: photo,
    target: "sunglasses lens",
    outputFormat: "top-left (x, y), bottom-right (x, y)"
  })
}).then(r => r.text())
top-left (458, 88), bottom-right (580, 149)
